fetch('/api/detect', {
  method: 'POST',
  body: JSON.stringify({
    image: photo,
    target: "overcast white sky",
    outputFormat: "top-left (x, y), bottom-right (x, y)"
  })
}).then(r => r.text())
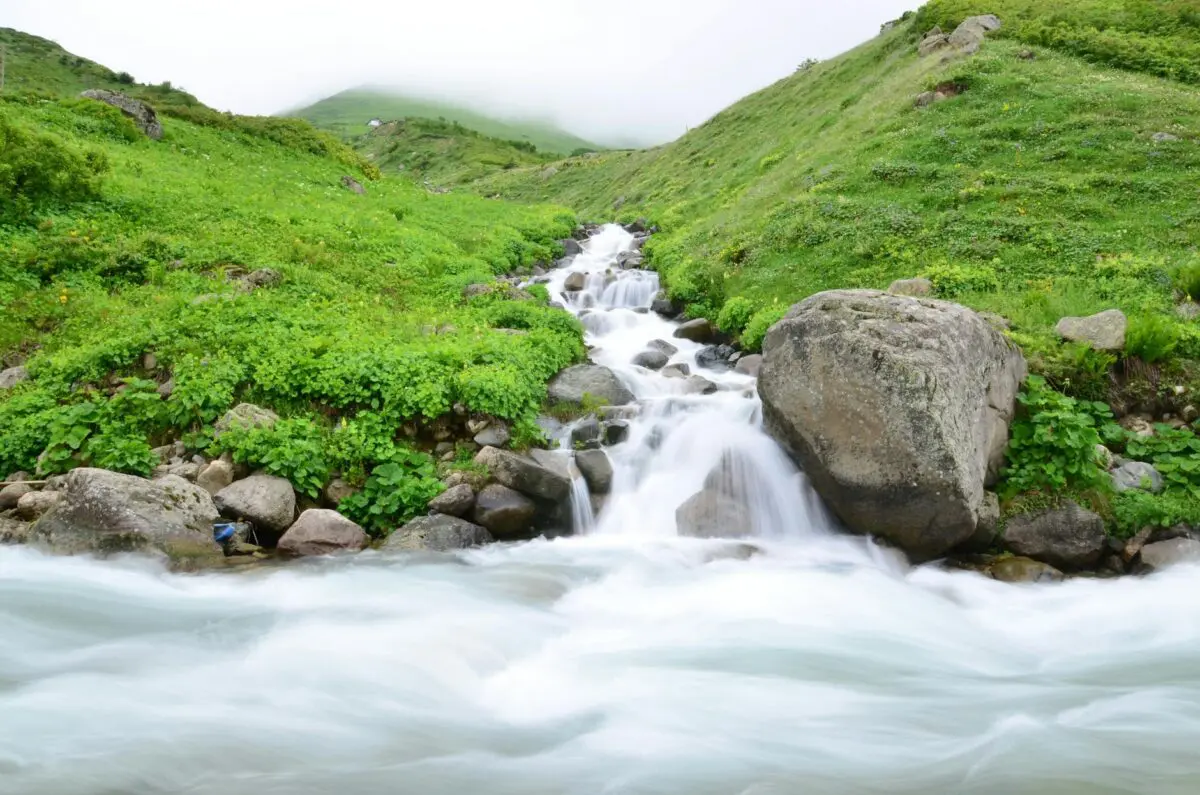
top-left (6, 0), bottom-right (916, 145)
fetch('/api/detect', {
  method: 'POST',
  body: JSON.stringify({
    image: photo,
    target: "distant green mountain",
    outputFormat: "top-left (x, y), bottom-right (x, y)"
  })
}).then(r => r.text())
top-left (292, 88), bottom-right (599, 155)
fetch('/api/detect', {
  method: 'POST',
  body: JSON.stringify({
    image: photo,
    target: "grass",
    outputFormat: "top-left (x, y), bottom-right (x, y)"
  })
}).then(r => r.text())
top-left (291, 88), bottom-right (599, 155)
top-left (354, 117), bottom-right (556, 186)
top-left (0, 32), bottom-right (583, 530)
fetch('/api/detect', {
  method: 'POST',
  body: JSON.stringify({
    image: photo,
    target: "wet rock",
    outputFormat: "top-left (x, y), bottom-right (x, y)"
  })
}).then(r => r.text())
top-left (0, 366), bottom-right (29, 390)
top-left (1140, 538), bottom-right (1200, 570)
top-left (603, 421), bottom-right (631, 446)
top-left (676, 490), bottom-right (752, 539)
top-left (214, 403), bottom-right (279, 438)
top-left (989, 556), bottom-right (1065, 584)
top-left (561, 239), bottom-right (584, 257)
top-left (1002, 501), bottom-right (1107, 571)
top-left (80, 89), bottom-right (164, 139)
top-left (673, 318), bottom-right (717, 343)
top-left (528, 449), bottom-right (573, 480)
top-left (575, 450), bottom-right (613, 494)
top-left (277, 509), bottom-right (368, 556)
top-left (651, 292), bottom-right (680, 318)
top-left (474, 422), bottom-right (511, 448)
top-left (959, 491), bottom-right (1001, 553)
top-left (196, 457), bottom-right (235, 496)
top-left (632, 350), bottom-right (669, 370)
top-left (475, 446), bottom-right (571, 503)
top-left (548, 365), bottom-right (635, 407)
top-left (649, 339), bottom-right (679, 356)
top-left (1111, 461), bottom-right (1164, 494)
top-left (473, 484), bottom-right (537, 538)
top-left (30, 469), bottom-right (222, 569)
top-left (429, 483), bottom-right (476, 517)
top-left (735, 354), bottom-right (763, 377)
top-left (684, 375), bottom-right (719, 395)
top-left (662, 363), bottom-right (691, 379)
top-left (1055, 309), bottom-right (1127, 352)
top-left (697, 345), bottom-right (736, 371)
top-left (570, 418), bottom-right (603, 449)
top-left (564, 272), bottom-right (586, 292)
top-left (0, 482), bottom-right (33, 511)
top-left (0, 515), bottom-right (30, 544)
top-left (888, 277), bottom-right (932, 297)
top-left (214, 475), bottom-right (296, 533)
top-left (16, 490), bottom-right (61, 521)
top-left (386, 514), bottom-right (492, 552)
top-left (759, 289), bottom-right (1026, 561)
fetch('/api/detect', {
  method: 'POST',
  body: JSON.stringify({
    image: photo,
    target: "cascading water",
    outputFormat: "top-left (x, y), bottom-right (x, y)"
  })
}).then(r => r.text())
top-left (3, 226), bottom-right (1200, 795)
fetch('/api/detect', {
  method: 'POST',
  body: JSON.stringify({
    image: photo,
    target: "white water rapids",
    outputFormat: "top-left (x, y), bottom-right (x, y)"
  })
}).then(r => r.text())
top-left (3, 226), bottom-right (1200, 794)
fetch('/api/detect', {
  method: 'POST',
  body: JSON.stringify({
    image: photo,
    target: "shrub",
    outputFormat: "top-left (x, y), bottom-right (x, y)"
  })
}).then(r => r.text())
top-left (339, 448), bottom-right (443, 535)
top-left (923, 263), bottom-right (999, 297)
top-left (717, 296), bottom-right (758, 335)
top-left (1000, 375), bottom-right (1109, 498)
top-left (0, 112), bottom-right (108, 220)
top-left (38, 379), bottom-right (168, 476)
top-left (1125, 315), bottom-right (1180, 364)
top-left (1112, 489), bottom-right (1200, 537)
top-left (1124, 426), bottom-right (1200, 498)
top-left (741, 304), bottom-right (789, 353)
top-left (211, 417), bottom-right (330, 498)
top-left (1172, 262), bottom-right (1200, 301)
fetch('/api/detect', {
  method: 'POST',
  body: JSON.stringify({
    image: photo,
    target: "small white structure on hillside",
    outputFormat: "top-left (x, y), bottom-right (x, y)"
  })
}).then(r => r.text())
top-left (367, 118), bottom-right (383, 128)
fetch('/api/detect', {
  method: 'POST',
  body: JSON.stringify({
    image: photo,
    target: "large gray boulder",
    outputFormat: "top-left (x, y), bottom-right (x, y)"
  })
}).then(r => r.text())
top-left (548, 365), bottom-right (634, 406)
top-left (473, 484), bottom-right (537, 539)
top-left (1002, 501), bottom-right (1107, 571)
top-left (428, 483), bottom-right (476, 517)
top-left (475, 446), bottom-right (571, 503)
top-left (80, 89), bottom-right (164, 139)
top-left (385, 514), bottom-right (493, 552)
top-left (758, 290), bottom-right (1026, 561)
top-left (1055, 310), bottom-right (1127, 352)
top-left (676, 490), bottom-right (752, 539)
top-left (1139, 538), bottom-right (1200, 571)
top-left (214, 474), bottom-right (295, 533)
top-left (1111, 461), bottom-right (1164, 493)
top-left (948, 14), bottom-right (1002, 55)
top-left (575, 449), bottom-right (614, 494)
top-left (0, 366), bottom-right (29, 390)
top-left (29, 469), bottom-right (222, 569)
top-left (277, 509), bottom-right (368, 556)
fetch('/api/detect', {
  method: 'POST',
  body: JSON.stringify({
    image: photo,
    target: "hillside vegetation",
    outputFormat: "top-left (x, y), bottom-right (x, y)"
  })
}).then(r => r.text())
top-left (355, 117), bottom-right (555, 185)
top-left (0, 32), bottom-right (580, 531)
top-left (482, 0), bottom-right (1200, 532)
top-left (293, 88), bottom-right (598, 155)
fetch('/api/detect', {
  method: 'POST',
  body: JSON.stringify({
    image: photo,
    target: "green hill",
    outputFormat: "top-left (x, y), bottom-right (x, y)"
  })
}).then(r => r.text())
top-left (356, 117), bottom-right (556, 185)
top-left (292, 88), bottom-right (599, 155)
top-left (0, 29), bottom-right (581, 534)
top-left (482, 0), bottom-right (1200, 531)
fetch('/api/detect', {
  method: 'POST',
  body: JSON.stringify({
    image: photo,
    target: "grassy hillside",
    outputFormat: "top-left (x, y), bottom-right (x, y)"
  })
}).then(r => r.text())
top-left (293, 88), bottom-right (598, 155)
top-left (0, 33), bottom-right (581, 532)
top-left (356, 117), bottom-right (556, 186)
top-left (482, 0), bottom-right (1200, 532)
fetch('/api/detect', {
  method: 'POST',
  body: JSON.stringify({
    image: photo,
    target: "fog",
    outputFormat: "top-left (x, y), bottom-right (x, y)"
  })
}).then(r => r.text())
top-left (6, 0), bottom-right (916, 145)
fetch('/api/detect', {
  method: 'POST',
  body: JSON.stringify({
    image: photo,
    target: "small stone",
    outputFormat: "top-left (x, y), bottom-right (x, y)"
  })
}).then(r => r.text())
top-left (1002, 501), bottom-right (1106, 570)
top-left (603, 421), bottom-right (631, 446)
top-left (673, 318), bottom-right (717, 343)
top-left (429, 484), bottom-right (476, 518)
top-left (662, 363), bottom-right (691, 379)
top-left (684, 375), bottom-right (719, 395)
top-left (1112, 462), bottom-right (1164, 493)
top-left (473, 484), bottom-right (537, 539)
top-left (0, 366), bottom-right (30, 390)
top-left (648, 339), bottom-right (679, 357)
top-left (1182, 405), bottom-right (1198, 423)
top-left (1055, 309), bottom-right (1127, 352)
top-left (197, 458), bottom-right (235, 496)
top-left (1152, 132), bottom-right (1181, 143)
top-left (564, 272), bottom-right (586, 292)
top-left (575, 450), bottom-right (614, 494)
top-left (386, 514), bottom-right (492, 552)
top-left (277, 509), bottom-right (368, 556)
top-left (1119, 415), bottom-right (1155, 437)
top-left (1140, 538), bottom-right (1200, 570)
top-left (989, 556), bottom-right (1064, 584)
top-left (341, 175), bottom-right (366, 194)
top-left (632, 350), bottom-right (669, 370)
top-left (571, 418), bottom-right (603, 449)
top-left (0, 482), bottom-right (33, 510)
top-left (888, 277), bottom-right (933, 297)
top-left (474, 422), bottom-right (511, 448)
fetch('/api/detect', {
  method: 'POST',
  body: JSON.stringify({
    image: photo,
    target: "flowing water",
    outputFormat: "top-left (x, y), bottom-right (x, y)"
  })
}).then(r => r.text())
top-left (3, 226), bottom-right (1200, 794)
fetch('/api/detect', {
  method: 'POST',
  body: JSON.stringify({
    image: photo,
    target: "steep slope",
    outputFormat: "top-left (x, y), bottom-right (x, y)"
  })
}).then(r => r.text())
top-left (0, 31), bottom-right (580, 531)
top-left (356, 117), bottom-right (555, 185)
top-left (293, 88), bottom-right (599, 155)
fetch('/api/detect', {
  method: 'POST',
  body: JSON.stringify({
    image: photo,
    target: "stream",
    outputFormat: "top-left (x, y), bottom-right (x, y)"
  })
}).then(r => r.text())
top-left (3, 226), bottom-right (1200, 794)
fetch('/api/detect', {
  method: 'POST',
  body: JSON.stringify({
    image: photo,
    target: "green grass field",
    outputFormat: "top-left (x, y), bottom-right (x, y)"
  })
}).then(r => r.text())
top-left (292, 88), bottom-right (598, 155)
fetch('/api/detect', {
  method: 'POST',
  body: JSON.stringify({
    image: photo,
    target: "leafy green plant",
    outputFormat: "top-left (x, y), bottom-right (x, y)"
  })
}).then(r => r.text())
top-left (1124, 425), bottom-right (1200, 497)
top-left (1000, 375), bottom-right (1109, 498)
top-left (740, 305), bottom-right (789, 353)
top-left (339, 448), bottom-right (444, 535)
top-left (1126, 315), bottom-right (1181, 363)
top-left (717, 296), bottom-right (758, 335)
top-left (0, 111), bottom-right (108, 221)
top-left (923, 263), bottom-right (1000, 298)
top-left (1112, 489), bottom-right (1200, 537)
top-left (38, 378), bottom-right (167, 476)
top-left (1173, 261), bottom-right (1200, 302)
top-left (212, 417), bottom-right (330, 498)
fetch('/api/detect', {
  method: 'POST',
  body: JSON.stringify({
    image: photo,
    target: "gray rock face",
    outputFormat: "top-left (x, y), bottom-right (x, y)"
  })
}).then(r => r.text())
top-left (214, 475), bottom-right (296, 533)
top-left (548, 365), bottom-right (635, 407)
top-left (1140, 538), bottom-right (1200, 570)
top-left (0, 366), bottom-right (29, 390)
top-left (473, 484), bottom-right (537, 538)
top-left (633, 350), bottom-right (669, 370)
top-left (0, 515), bottom-right (30, 545)
top-left (1152, 132), bottom-right (1181, 143)
top-left (684, 375), bottom-right (719, 395)
top-left (1055, 309), bottom-right (1127, 352)
top-left (651, 293), bottom-right (680, 318)
top-left (0, 482), bottom-right (32, 510)
top-left (324, 477), bottom-right (359, 506)
top-left (428, 484), bottom-right (476, 517)
top-left (735, 354), bottom-right (763, 377)
top-left (662, 363), bottom-right (691, 379)
top-left (561, 239), bottom-right (584, 257)
top-left (603, 421), bottom-right (631, 446)
top-left (758, 290), bottom-right (1026, 561)
top-left (948, 14), bottom-right (1002, 55)
top-left (648, 339), bottom-right (678, 356)
top-left (673, 318), bottom-right (717, 343)
top-left (676, 490), bottom-right (752, 539)
top-left (475, 446), bottom-right (571, 503)
top-left (80, 89), bottom-right (164, 139)
top-left (1002, 501), bottom-right (1107, 571)
top-left (918, 33), bottom-right (950, 57)
top-left (340, 175), bottom-right (366, 195)
top-left (697, 345), bottom-right (736, 371)
top-left (16, 490), bottom-right (61, 521)
top-left (1112, 461), bottom-right (1164, 493)
top-left (386, 514), bottom-right (492, 552)
top-left (570, 418), bottom-right (603, 449)
top-left (196, 458), bottom-right (235, 496)
top-left (564, 272), bottom-right (586, 292)
top-left (214, 403), bottom-right (279, 438)
top-left (241, 268), bottom-right (282, 289)
top-left (278, 510), bottom-right (368, 556)
top-left (575, 450), bottom-right (613, 494)
top-left (30, 469), bottom-right (222, 569)
top-left (989, 556), bottom-right (1065, 584)
top-left (888, 278), bottom-right (933, 297)
top-left (474, 422), bottom-right (511, 448)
